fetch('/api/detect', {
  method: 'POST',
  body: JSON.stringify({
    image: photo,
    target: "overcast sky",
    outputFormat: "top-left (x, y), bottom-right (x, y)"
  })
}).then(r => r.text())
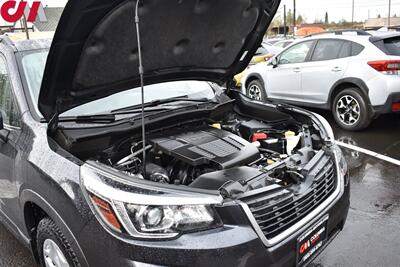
top-left (40, 0), bottom-right (400, 23)
top-left (278, 0), bottom-right (400, 23)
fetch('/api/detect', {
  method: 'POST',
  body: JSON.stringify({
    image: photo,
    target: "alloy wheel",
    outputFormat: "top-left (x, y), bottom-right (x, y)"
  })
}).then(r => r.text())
top-left (43, 239), bottom-right (70, 267)
top-left (336, 95), bottom-right (361, 126)
top-left (248, 84), bottom-right (263, 101)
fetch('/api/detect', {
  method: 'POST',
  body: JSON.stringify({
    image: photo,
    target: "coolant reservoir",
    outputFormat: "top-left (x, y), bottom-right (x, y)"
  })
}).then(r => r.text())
top-left (285, 131), bottom-right (301, 155)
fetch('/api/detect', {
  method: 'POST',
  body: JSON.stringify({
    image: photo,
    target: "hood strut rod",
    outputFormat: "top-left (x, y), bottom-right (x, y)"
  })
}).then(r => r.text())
top-left (134, 0), bottom-right (146, 176)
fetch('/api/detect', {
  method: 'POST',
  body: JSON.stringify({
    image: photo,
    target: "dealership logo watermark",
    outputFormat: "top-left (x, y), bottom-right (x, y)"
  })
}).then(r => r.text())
top-left (0, 1), bottom-right (46, 23)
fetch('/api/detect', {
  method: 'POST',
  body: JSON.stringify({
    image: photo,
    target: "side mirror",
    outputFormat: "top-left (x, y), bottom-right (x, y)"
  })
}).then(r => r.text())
top-left (271, 57), bottom-right (279, 68)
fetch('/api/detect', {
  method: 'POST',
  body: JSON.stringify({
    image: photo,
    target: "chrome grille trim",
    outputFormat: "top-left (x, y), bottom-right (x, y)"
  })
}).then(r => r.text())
top-left (238, 150), bottom-right (345, 247)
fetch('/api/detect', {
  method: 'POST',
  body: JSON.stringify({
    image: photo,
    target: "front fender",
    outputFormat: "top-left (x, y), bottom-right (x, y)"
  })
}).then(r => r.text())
top-left (20, 189), bottom-right (90, 267)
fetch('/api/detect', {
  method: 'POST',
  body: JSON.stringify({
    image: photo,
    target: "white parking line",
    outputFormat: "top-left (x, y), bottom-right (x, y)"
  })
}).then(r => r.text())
top-left (335, 141), bottom-right (400, 166)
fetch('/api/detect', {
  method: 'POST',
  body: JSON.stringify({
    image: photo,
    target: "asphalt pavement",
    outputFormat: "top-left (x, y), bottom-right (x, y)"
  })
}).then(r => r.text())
top-left (0, 112), bottom-right (399, 267)
top-left (325, 111), bottom-right (400, 160)
top-left (0, 223), bottom-right (36, 266)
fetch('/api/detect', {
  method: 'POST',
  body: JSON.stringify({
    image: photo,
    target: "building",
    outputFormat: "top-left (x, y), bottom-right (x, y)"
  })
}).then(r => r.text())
top-left (33, 7), bottom-right (64, 32)
top-left (364, 17), bottom-right (400, 30)
top-left (295, 25), bottom-right (325, 37)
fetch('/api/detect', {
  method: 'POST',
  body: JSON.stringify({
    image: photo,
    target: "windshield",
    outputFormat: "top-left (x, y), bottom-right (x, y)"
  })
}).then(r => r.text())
top-left (21, 51), bottom-right (216, 118)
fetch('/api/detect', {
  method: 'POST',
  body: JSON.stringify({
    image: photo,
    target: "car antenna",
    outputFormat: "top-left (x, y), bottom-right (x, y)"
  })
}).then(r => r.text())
top-left (134, 0), bottom-right (146, 177)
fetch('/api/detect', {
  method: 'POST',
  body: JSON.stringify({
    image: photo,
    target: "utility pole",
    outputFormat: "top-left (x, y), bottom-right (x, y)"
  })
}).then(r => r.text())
top-left (22, 14), bottom-right (30, 40)
top-left (388, 0), bottom-right (392, 28)
top-left (21, 0), bottom-right (29, 40)
top-left (293, 0), bottom-right (296, 35)
top-left (352, 0), bottom-right (355, 27)
top-left (284, 5), bottom-right (287, 37)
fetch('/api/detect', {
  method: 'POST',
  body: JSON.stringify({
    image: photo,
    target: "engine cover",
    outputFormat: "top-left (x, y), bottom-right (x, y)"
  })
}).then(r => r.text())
top-left (149, 126), bottom-right (261, 169)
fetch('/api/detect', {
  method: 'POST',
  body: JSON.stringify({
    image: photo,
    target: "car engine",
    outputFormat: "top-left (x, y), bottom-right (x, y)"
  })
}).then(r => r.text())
top-left (103, 117), bottom-right (321, 193)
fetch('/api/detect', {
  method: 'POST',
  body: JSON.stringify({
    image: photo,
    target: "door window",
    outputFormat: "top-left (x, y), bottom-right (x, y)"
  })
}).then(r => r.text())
top-left (338, 41), bottom-right (352, 58)
top-left (0, 57), bottom-right (20, 127)
top-left (311, 40), bottom-right (345, 61)
top-left (278, 41), bottom-right (314, 65)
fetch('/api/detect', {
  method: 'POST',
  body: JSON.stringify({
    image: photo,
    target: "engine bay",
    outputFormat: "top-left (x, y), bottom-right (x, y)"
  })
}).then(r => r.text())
top-left (95, 114), bottom-right (325, 195)
top-left (52, 93), bottom-right (330, 198)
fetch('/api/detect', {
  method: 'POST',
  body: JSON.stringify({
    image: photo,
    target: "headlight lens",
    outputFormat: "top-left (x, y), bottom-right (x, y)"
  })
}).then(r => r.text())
top-left (81, 163), bottom-right (223, 240)
top-left (125, 204), bottom-right (220, 234)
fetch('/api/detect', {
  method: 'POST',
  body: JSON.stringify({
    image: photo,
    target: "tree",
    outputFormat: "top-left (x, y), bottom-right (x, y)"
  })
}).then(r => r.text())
top-left (325, 12), bottom-right (329, 24)
top-left (287, 9), bottom-right (293, 25)
top-left (296, 15), bottom-right (304, 25)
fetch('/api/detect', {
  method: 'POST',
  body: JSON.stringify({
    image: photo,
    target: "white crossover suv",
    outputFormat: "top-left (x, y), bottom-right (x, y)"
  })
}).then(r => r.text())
top-left (241, 32), bottom-right (400, 131)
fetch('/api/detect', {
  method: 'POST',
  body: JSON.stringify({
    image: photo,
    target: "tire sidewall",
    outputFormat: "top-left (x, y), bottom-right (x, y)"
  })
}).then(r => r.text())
top-left (332, 88), bottom-right (371, 131)
top-left (37, 218), bottom-right (79, 267)
top-left (246, 79), bottom-right (266, 101)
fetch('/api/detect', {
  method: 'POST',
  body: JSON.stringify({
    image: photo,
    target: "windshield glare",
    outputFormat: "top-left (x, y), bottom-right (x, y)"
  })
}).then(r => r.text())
top-left (21, 51), bottom-right (216, 118)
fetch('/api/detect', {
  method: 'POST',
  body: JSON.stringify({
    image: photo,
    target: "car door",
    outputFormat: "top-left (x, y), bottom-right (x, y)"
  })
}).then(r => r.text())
top-left (301, 39), bottom-right (352, 105)
top-left (264, 40), bottom-right (315, 102)
top-left (0, 55), bottom-right (21, 223)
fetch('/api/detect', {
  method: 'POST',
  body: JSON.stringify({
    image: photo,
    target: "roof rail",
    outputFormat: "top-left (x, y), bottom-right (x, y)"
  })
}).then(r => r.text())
top-left (305, 29), bottom-right (372, 38)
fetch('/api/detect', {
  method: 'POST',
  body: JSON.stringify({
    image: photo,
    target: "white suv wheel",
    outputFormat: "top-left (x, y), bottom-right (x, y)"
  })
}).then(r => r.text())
top-left (336, 95), bottom-right (361, 126)
top-left (247, 80), bottom-right (265, 101)
top-left (248, 85), bottom-right (262, 100)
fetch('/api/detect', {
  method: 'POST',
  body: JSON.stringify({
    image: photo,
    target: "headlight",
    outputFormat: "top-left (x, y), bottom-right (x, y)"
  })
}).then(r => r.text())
top-left (124, 204), bottom-right (219, 234)
top-left (81, 162), bottom-right (223, 240)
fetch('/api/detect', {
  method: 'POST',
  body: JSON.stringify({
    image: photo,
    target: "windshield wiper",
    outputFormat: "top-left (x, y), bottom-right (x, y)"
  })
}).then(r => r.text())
top-left (111, 95), bottom-right (214, 113)
top-left (58, 114), bottom-right (116, 123)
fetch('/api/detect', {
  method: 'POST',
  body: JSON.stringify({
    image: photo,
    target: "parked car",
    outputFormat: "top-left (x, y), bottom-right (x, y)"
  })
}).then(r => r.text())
top-left (273, 39), bottom-right (295, 49)
top-left (234, 45), bottom-right (278, 87)
top-left (242, 32), bottom-right (400, 131)
top-left (0, 1), bottom-right (349, 267)
top-left (261, 41), bottom-right (285, 54)
top-left (262, 38), bottom-right (282, 45)
top-left (250, 45), bottom-right (277, 63)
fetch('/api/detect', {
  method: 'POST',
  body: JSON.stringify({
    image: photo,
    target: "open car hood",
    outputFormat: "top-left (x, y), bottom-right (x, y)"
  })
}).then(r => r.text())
top-left (38, 0), bottom-right (280, 121)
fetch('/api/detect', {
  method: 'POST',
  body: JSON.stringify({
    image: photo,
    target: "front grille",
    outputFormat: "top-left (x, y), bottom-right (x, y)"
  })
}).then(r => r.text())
top-left (240, 156), bottom-right (337, 240)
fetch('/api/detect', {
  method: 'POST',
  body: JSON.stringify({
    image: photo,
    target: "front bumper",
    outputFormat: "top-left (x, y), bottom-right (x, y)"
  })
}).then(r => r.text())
top-left (76, 177), bottom-right (350, 267)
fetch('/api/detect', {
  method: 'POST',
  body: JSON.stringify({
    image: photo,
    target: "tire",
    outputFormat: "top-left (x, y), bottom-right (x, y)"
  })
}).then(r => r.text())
top-left (332, 88), bottom-right (371, 131)
top-left (37, 218), bottom-right (80, 267)
top-left (246, 79), bottom-right (266, 101)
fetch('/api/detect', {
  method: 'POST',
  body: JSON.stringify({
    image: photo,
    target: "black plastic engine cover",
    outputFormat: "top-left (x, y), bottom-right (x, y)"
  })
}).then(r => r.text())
top-left (189, 166), bottom-right (270, 190)
top-left (149, 126), bottom-right (261, 169)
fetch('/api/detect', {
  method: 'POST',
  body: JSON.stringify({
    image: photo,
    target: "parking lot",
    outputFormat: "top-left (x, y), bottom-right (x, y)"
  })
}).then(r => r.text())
top-left (0, 111), bottom-right (398, 267)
